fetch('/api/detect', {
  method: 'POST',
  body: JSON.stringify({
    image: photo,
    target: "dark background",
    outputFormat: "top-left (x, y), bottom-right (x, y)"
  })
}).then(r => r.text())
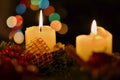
top-left (0, 0), bottom-right (120, 52)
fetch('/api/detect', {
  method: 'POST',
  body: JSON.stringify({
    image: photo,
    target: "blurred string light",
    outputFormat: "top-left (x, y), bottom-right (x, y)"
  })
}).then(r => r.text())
top-left (58, 23), bottom-right (68, 35)
top-left (49, 13), bottom-right (61, 22)
top-left (7, 16), bottom-right (17, 28)
top-left (56, 8), bottom-right (68, 19)
top-left (9, 30), bottom-right (17, 40)
top-left (43, 6), bottom-right (55, 16)
top-left (7, 0), bottom-right (68, 44)
top-left (39, 0), bottom-right (49, 9)
top-left (50, 20), bottom-right (62, 31)
top-left (13, 30), bottom-right (24, 44)
top-left (15, 15), bottom-right (23, 27)
top-left (16, 4), bottom-right (27, 14)
top-left (30, 0), bottom-right (41, 5)
top-left (20, 0), bottom-right (30, 8)
top-left (30, 4), bottom-right (40, 11)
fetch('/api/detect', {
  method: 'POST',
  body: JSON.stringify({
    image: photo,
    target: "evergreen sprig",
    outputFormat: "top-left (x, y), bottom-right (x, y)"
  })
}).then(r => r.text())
top-left (39, 49), bottom-right (80, 80)
top-left (0, 41), bottom-right (15, 51)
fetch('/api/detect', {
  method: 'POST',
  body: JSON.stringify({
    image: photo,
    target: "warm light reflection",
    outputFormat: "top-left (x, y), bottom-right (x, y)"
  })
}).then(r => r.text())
top-left (39, 10), bottom-right (43, 31)
top-left (91, 20), bottom-right (97, 35)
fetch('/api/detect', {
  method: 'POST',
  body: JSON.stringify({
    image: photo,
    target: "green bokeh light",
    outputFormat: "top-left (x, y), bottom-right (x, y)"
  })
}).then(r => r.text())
top-left (49, 13), bottom-right (61, 22)
top-left (31, 0), bottom-right (42, 5)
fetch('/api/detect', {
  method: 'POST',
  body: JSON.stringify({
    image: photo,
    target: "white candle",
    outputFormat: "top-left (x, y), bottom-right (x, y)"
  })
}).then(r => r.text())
top-left (25, 10), bottom-right (56, 51)
top-left (76, 20), bottom-right (112, 61)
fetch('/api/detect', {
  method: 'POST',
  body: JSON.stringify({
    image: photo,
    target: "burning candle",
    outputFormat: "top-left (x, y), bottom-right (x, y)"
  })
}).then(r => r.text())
top-left (25, 10), bottom-right (56, 51)
top-left (76, 20), bottom-right (112, 61)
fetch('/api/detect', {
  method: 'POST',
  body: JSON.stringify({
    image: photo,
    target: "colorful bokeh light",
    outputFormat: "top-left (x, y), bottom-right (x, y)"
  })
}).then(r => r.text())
top-left (30, 0), bottom-right (41, 5)
top-left (12, 24), bottom-right (23, 31)
top-left (30, 4), bottom-right (40, 11)
top-left (49, 13), bottom-right (61, 22)
top-left (7, 16), bottom-right (17, 28)
top-left (43, 6), bottom-right (55, 16)
top-left (39, 0), bottom-right (49, 9)
top-left (58, 23), bottom-right (68, 34)
top-left (9, 30), bottom-right (17, 40)
top-left (20, 0), bottom-right (30, 8)
top-left (50, 20), bottom-right (62, 31)
top-left (57, 8), bottom-right (67, 18)
top-left (13, 30), bottom-right (24, 44)
top-left (15, 15), bottom-right (23, 27)
top-left (16, 4), bottom-right (26, 14)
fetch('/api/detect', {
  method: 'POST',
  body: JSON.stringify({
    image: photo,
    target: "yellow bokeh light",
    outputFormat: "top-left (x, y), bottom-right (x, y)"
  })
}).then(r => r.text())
top-left (50, 20), bottom-right (62, 31)
top-left (30, 4), bottom-right (40, 11)
top-left (58, 23), bottom-right (68, 34)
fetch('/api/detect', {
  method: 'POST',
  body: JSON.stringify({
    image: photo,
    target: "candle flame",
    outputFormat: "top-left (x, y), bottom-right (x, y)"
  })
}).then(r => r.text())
top-left (91, 20), bottom-right (97, 35)
top-left (39, 10), bottom-right (43, 31)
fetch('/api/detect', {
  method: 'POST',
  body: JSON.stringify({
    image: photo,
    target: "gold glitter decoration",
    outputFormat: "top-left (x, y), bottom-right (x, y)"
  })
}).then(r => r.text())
top-left (23, 38), bottom-right (53, 67)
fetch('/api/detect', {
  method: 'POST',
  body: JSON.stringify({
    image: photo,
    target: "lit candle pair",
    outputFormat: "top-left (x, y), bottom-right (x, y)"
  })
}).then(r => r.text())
top-left (25, 10), bottom-right (112, 61)
top-left (76, 20), bottom-right (112, 61)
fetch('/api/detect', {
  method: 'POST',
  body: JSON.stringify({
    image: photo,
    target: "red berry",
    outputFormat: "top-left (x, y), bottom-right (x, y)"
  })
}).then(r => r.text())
top-left (87, 52), bottom-right (113, 68)
top-left (20, 56), bottom-right (26, 60)
top-left (4, 49), bottom-right (9, 55)
top-left (5, 49), bottom-right (9, 53)
top-left (9, 51), bottom-right (14, 57)
top-left (15, 53), bottom-right (19, 58)
top-left (23, 61), bottom-right (29, 66)
top-left (5, 45), bottom-right (12, 51)
top-left (13, 45), bottom-right (21, 51)
top-left (18, 60), bottom-right (24, 65)
top-left (26, 54), bottom-right (33, 60)
top-left (1, 50), bottom-right (6, 55)
top-left (2, 57), bottom-right (10, 61)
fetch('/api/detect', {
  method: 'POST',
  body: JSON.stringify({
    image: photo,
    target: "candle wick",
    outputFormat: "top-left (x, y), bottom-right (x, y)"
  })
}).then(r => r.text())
top-left (40, 27), bottom-right (42, 32)
top-left (90, 32), bottom-right (97, 38)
